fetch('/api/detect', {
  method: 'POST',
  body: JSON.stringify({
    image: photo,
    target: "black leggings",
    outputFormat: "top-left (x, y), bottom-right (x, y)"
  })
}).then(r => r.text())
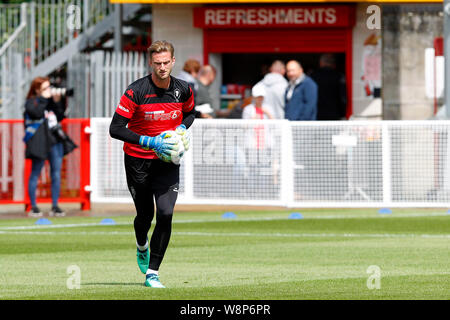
top-left (125, 154), bottom-right (179, 271)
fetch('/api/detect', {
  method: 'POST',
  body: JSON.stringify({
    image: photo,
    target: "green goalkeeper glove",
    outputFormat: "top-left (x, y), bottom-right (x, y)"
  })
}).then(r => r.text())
top-left (139, 132), bottom-right (177, 154)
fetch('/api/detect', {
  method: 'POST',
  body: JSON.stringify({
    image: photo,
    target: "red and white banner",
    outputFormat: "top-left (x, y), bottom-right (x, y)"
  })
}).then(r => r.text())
top-left (194, 5), bottom-right (354, 29)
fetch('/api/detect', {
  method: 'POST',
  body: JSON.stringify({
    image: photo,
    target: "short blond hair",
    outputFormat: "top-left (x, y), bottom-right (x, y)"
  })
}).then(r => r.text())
top-left (148, 40), bottom-right (174, 59)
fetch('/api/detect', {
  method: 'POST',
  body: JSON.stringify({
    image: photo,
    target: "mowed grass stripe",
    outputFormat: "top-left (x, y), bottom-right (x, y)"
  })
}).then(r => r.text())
top-left (0, 209), bottom-right (448, 229)
top-left (1, 230), bottom-right (449, 239)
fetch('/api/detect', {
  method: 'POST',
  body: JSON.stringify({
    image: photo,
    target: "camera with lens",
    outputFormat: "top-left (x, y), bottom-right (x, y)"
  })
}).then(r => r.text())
top-left (50, 87), bottom-right (74, 97)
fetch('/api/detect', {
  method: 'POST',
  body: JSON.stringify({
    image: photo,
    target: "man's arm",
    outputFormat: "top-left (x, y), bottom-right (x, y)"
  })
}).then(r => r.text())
top-left (182, 108), bottom-right (196, 129)
top-left (109, 112), bottom-right (140, 144)
top-left (109, 112), bottom-right (177, 155)
top-left (301, 80), bottom-right (318, 120)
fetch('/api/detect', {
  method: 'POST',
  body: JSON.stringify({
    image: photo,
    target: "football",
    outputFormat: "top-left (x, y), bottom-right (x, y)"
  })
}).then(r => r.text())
top-left (155, 130), bottom-right (185, 165)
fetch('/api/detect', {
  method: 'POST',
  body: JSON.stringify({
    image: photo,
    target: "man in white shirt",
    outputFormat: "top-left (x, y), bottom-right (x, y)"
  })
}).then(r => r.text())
top-left (255, 60), bottom-right (288, 119)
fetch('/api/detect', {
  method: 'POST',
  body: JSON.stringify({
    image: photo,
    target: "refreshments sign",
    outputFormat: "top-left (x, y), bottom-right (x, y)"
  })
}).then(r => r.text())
top-left (194, 6), bottom-right (354, 28)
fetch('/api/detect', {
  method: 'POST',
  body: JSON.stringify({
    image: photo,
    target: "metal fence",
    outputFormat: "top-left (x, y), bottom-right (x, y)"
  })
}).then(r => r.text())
top-left (32, 0), bottom-right (114, 65)
top-left (0, 118), bottom-right (91, 210)
top-left (0, 1), bottom-right (116, 119)
top-left (0, 3), bottom-right (23, 49)
top-left (0, 3), bottom-right (30, 119)
top-left (67, 51), bottom-right (148, 118)
top-left (90, 119), bottom-right (450, 208)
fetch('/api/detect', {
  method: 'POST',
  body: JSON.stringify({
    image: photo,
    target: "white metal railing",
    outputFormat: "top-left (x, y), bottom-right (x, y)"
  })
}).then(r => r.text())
top-left (33, 0), bottom-right (114, 64)
top-left (0, 3), bottom-right (23, 49)
top-left (0, 2), bottom-right (138, 119)
top-left (67, 51), bottom-right (148, 118)
top-left (89, 119), bottom-right (450, 208)
top-left (0, 3), bottom-right (29, 119)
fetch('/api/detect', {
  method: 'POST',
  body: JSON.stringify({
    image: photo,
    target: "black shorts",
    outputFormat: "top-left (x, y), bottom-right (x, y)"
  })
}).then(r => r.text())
top-left (124, 153), bottom-right (180, 191)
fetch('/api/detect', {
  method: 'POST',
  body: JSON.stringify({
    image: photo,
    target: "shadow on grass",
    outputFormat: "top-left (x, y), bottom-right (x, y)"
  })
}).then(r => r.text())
top-left (84, 282), bottom-right (143, 286)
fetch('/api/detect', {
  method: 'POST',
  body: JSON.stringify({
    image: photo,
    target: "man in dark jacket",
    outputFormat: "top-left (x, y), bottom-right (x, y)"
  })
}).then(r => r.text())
top-left (284, 60), bottom-right (318, 121)
top-left (311, 54), bottom-right (347, 120)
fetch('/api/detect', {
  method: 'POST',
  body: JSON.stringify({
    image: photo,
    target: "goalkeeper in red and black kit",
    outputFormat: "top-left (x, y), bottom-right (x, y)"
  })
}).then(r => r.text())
top-left (109, 41), bottom-right (196, 288)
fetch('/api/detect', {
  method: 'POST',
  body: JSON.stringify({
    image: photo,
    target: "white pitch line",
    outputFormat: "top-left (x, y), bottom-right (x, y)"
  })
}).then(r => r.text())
top-left (0, 211), bottom-right (448, 231)
top-left (0, 222), bottom-right (130, 230)
top-left (174, 232), bottom-right (450, 239)
top-left (0, 230), bottom-right (130, 235)
top-left (0, 230), bottom-right (448, 239)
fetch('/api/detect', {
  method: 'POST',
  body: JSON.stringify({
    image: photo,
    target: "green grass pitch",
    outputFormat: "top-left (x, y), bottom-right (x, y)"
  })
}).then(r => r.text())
top-left (0, 209), bottom-right (448, 300)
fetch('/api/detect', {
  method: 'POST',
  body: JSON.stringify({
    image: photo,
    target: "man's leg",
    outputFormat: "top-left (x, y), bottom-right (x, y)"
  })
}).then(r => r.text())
top-left (124, 154), bottom-right (154, 273)
top-left (144, 183), bottom-right (178, 288)
top-left (148, 184), bottom-right (179, 272)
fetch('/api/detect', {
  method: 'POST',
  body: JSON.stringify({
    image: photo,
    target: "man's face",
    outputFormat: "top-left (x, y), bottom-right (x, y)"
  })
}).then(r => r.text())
top-left (206, 70), bottom-right (216, 86)
top-left (286, 62), bottom-right (303, 82)
top-left (150, 51), bottom-right (175, 81)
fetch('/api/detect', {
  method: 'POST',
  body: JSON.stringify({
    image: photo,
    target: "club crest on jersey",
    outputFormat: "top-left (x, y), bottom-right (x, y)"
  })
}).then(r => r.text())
top-left (174, 88), bottom-right (181, 101)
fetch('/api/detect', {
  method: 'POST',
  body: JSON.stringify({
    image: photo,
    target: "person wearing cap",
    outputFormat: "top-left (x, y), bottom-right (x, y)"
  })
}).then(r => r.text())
top-left (242, 83), bottom-right (274, 120)
top-left (241, 83), bottom-right (276, 196)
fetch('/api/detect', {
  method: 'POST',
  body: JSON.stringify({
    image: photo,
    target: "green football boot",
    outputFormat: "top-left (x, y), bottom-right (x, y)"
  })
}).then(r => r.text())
top-left (136, 247), bottom-right (149, 274)
top-left (144, 273), bottom-right (165, 288)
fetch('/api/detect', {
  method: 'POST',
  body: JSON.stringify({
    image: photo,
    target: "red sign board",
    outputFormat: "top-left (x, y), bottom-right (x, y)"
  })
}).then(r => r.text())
top-left (194, 5), bottom-right (354, 29)
top-left (434, 37), bottom-right (443, 56)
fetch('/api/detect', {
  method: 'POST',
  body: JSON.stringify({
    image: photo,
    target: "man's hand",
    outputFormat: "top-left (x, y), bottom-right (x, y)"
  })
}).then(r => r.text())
top-left (175, 124), bottom-right (191, 151)
top-left (139, 132), bottom-right (178, 154)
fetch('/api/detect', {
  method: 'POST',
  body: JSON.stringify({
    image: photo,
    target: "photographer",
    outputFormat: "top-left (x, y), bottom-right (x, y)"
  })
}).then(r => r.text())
top-left (23, 76), bottom-right (74, 217)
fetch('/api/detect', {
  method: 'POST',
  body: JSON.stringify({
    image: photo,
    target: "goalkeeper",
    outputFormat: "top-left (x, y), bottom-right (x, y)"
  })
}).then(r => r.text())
top-left (109, 40), bottom-right (195, 288)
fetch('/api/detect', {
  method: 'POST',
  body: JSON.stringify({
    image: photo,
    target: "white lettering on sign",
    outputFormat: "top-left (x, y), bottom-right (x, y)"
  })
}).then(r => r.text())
top-left (203, 8), bottom-right (338, 27)
top-left (247, 9), bottom-right (256, 25)
top-left (326, 8), bottom-right (337, 24)
top-left (205, 9), bottom-right (215, 25)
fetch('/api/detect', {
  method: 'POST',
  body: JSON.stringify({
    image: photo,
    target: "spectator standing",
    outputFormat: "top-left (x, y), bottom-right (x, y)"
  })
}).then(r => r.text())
top-left (256, 60), bottom-right (288, 119)
top-left (284, 60), bottom-right (318, 121)
top-left (23, 77), bottom-right (73, 217)
top-left (311, 54), bottom-right (347, 120)
top-left (241, 84), bottom-right (276, 196)
top-left (242, 84), bottom-right (274, 120)
top-left (176, 59), bottom-right (201, 99)
top-left (195, 65), bottom-right (216, 118)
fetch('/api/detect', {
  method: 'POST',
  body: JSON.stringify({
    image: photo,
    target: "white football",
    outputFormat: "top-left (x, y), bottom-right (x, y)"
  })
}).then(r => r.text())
top-left (155, 130), bottom-right (185, 165)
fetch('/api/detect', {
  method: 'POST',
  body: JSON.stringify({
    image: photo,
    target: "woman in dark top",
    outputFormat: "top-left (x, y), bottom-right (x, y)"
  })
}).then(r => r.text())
top-left (24, 76), bottom-right (66, 217)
